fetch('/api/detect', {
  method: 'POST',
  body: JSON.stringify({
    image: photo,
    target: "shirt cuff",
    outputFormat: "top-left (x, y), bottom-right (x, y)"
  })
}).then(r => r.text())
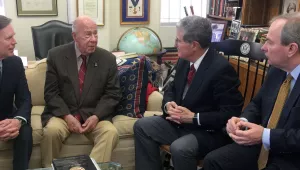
top-left (262, 128), bottom-right (271, 150)
top-left (197, 113), bottom-right (200, 125)
top-left (14, 116), bottom-right (27, 124)
top-left (164, 102), bottom-right (169, 113)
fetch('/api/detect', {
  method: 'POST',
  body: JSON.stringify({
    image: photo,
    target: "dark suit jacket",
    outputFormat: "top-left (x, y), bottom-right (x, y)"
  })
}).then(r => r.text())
top-left (162, 48), bottom-right (244, 130)
top-left (242, 67), bottom-right (300, 168)
top-left (0, 56), bottom-right (32, 123)
top-left (42, 42), bottom-right (121, 127)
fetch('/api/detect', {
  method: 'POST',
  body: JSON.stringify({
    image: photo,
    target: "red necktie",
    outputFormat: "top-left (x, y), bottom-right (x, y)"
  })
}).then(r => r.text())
top-left (78, 55), bottom-right (87, 94)
top-left (187, 64), bottom-right (195, 85)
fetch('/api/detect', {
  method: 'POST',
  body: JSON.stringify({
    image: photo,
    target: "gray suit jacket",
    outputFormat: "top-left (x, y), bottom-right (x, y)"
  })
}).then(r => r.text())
top-left (42, 42), bottom-right (121, 127)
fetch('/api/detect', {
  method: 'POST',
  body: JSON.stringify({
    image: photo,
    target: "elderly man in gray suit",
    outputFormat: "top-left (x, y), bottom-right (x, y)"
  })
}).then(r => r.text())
top-left (41, 16), bottom-right (121, 167)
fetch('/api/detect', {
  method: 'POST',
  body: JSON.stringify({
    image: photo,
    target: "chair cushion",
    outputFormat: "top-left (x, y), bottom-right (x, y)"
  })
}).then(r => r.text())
top-left (25, 59), bottom-right (47, 106)
top-left (112, 111), bottom-right (163, 138)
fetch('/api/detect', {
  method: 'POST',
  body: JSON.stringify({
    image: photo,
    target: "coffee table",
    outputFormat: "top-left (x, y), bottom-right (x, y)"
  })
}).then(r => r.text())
top-left (28, 162), bottom-right (122, 170)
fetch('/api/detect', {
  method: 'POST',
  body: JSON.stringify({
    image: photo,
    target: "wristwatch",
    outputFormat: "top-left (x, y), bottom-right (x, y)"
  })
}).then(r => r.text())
top-left (192, 113), bottom-right (199, 125)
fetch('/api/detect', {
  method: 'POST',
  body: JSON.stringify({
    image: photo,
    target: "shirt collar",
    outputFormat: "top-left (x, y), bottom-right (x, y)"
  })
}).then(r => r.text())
top-left (289, 64), bottom-right (300, 81)
top-left (190, 48), bottom-right (209, 71)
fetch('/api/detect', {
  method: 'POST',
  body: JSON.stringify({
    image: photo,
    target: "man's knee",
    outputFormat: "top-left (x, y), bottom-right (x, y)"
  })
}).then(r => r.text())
top-left (133, 116), bottom-right (161, 134)
top-left (43, 123), bottom-right (65, 138)
top-left (203, 149), bottom-right (221, 167)
top-left (170, 138), bottom-right (197, 157)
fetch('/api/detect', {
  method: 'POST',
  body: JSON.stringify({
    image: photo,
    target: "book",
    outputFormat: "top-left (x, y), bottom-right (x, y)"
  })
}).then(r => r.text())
top-left (52, 155), bottom-right (100, 170)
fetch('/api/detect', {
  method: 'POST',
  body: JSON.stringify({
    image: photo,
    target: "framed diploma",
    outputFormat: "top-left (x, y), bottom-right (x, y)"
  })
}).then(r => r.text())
top-left (77, 0), bottom-right (105, 26)
top-left (120, 0), bottom-right (150, 25)
top-left (16, 0), bottom-right (58, 16)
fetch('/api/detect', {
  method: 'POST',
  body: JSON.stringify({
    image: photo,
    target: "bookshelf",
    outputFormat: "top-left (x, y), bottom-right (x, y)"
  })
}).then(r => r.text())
top-left (207, 14), bottom-right (232, 21)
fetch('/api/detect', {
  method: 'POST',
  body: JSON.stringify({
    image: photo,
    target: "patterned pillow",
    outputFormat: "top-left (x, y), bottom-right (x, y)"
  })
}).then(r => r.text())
top-left (116, 55), bottom-right (157, 118)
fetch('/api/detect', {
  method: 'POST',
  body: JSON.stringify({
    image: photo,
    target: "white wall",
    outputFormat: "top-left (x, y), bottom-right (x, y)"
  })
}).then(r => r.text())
top-left (4, 0), bottom-right (176, 61)
top-left (4, 0), bottom-right (68, 60)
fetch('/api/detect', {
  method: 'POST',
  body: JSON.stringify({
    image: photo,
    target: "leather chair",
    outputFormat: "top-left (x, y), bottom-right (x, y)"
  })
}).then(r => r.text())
top-left (31, 20), bottom-right (73, 60)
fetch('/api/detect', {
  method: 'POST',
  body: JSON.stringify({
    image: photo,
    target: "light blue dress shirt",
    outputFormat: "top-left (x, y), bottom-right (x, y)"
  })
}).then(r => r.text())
top-left (262, 65), bottom-right (300, 150)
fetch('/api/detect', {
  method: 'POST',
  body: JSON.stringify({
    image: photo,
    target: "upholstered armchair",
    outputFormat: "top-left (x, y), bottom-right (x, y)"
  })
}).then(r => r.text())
top-left (31, 20), bottom-right (73, 60)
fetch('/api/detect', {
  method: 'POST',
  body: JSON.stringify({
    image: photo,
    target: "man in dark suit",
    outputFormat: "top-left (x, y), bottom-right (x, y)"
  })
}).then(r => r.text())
top-left (134, 16), bottom-right (244, 170)
top-left (41, 16), bottom-right (121, 167)
top-left (202, 13), bottom-right (300, 170)
top-left (0, 15), bottom-right (32, 170)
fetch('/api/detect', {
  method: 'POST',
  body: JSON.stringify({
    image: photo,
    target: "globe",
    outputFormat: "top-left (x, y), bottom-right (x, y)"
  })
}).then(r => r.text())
top-left (117, 27), bottom-right (162, 55)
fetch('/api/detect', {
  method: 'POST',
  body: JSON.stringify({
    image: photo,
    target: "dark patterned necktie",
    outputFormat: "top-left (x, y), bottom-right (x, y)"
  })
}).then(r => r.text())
top-left (78, 55), bottom-right (87, 94)
top-left (187, 64), bottom-right (195, 85)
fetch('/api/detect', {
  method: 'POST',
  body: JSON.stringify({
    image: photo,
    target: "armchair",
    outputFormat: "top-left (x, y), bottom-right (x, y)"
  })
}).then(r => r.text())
top-left (31, 20), bottom-right (73, 60)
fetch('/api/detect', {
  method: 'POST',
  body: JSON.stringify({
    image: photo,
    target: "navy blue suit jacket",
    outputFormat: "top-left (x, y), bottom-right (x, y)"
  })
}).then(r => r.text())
top-left (242, 67), bottom-right (300, 168)
top-left (0, 56), bottom-right (32, 123)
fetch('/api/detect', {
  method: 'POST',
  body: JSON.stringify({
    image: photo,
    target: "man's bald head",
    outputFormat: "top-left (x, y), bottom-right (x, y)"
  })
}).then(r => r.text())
top-left (72, 16), bottom-right (96, 33)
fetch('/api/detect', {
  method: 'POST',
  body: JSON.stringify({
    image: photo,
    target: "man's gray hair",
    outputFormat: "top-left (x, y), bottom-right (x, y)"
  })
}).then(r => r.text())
top-left (0, 15), bottom-right (11, 30)
top-left (271, 13), bottom-right (300, 52)
top-left (176, 16), bottom-right (212, 49)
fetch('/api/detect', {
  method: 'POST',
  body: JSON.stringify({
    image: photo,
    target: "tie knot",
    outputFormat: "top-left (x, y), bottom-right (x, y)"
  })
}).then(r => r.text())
top-left (285, 74), bottom-right (293, 83)
top-left (81, 55), bottom-right (87, 61)
top-left (190, 64), bottom-right (195, 72)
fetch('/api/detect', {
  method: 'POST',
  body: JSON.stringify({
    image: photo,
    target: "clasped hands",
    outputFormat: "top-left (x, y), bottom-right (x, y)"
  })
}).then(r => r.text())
top-left (165, 101), bottom-right (195, 124)
top-left (226, 117), bottom-right (264, 146)
top-left (0, 119), bottom-right (21, 141)
top-left (64, 114), bottom-right (99, 134)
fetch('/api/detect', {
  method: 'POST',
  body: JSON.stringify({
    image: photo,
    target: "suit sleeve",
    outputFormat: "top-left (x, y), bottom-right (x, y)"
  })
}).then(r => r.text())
top-left (14, 57), bottom-right (32, 123)
top-left (161, 60), bottom-right (180, 116)
top-left (44, 51), bottom-right (71, 117)
top-left (198, 63), bottom-right (244, 129)
top-left (94, 55), bottom-right (121, 120)
top-left (269, 128), bottom-right (300, 153)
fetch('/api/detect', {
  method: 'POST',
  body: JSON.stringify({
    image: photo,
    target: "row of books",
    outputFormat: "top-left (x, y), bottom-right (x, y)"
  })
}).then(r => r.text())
top-left (208, 0), bottom-right (240, 18)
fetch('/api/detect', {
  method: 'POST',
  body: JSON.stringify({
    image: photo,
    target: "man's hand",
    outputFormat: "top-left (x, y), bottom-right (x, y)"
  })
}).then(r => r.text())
top-left (226, 117), bottom-right (243, 135)
top-left (82, 115), bottom-right (99, 133)
top-left (165, 102), bottom-right (182, 124)
top-left (229, 121), bottom-right (264, 146)
top-left (0, 119), bottom-right (21, 141)
top-left (166, 106), bottom-right (195, 124)
top-left (64, 115), bottom-right (83, 134)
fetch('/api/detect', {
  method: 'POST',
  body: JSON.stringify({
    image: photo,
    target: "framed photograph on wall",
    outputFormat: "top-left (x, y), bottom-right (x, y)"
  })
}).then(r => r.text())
top-left (237, 28), bottom-right (259, 42)
top-left (120, 0), bottom-right (150, 25)
top-left (16, 0), bottom-right (58, 16)
top-left (229, 20), bottom-right (241, 39)
top-left (77, 0), bottom-right (105, 26)
top-left (281, 0), bottom-right (299, 14)
top-left (210, 20), bottom-right (228, 42)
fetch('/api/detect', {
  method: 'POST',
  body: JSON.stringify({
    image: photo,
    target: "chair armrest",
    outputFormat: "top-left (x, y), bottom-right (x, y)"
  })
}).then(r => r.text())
top-left (147, 91), bottom-right (163, 111)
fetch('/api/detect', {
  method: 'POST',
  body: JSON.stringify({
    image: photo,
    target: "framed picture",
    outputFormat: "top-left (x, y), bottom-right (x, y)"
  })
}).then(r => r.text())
top-left (210, 20), bottom-right (228, 42)
top-left (281, 0), bottom-right (299, 14)
top-left (229, 20), bottom-right (241, 39)
top-left (120, 0), bottom-right (150, 25)
top-left (77, 0), bottom-right (105, 26)
top-left (16, 0), bottom-right (58, 16)
top-left (237, 28), bottom-right (259, 42)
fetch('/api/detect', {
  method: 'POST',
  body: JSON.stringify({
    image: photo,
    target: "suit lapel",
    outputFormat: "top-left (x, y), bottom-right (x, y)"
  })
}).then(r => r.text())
top-left (277, 73), bottom-right (300, 127)
top-left (262, 70), bottom-right (286, 126)
top-left (65, 44), bottom-right (80, 103)
top-left (183, 49), bottom-right (213, 103)
top-left (79, 52), bottom-right (99, 105)
top-left (175, 60), bottom-right (189, 105)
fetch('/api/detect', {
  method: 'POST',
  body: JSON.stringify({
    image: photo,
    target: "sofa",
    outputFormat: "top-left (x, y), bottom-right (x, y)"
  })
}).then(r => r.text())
top-left (0, 59), bottom-right (163, 170)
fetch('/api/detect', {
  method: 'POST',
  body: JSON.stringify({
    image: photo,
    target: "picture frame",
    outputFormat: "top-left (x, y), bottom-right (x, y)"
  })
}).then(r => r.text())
top-left (77, 0), bottom-right (105, 26)
top-left (120, 0), bottom-right (150, 25)
top-left (210, 19), bottom-right (228, 42)
top-left (229, 20), bottom-right (241, 39)
top-left (16, 0), bottom-right (58, 16)
top-left (281, 0), bottom-right (299, 14)
top-left (237, 28), bottom-right (259, 42)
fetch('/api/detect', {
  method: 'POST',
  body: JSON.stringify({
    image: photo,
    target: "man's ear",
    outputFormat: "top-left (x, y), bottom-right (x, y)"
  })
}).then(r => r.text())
top-left (287, 42), bottom-right (299, 58)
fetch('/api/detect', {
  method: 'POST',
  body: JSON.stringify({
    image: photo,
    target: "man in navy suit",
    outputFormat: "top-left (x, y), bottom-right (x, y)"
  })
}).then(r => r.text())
top-left (0, 15), bottom-right (32, 170)
top-left (203, 13), bottom-right (300, 170)
top-left (134, 16), bottom-right (244, 170)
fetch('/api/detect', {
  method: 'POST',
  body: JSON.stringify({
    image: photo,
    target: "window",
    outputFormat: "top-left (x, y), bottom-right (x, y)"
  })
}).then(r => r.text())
top-left (0, 0), bottom-right (5, 16)
top-left (160, 0), bottom-right (207, 26)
